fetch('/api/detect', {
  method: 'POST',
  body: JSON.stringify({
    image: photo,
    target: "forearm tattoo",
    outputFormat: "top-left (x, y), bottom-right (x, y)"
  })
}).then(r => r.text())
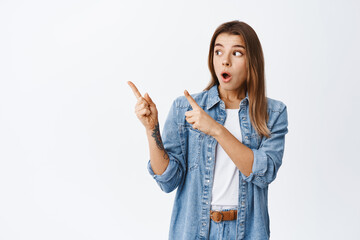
top-left (151, 123), bottom-right (170, 160)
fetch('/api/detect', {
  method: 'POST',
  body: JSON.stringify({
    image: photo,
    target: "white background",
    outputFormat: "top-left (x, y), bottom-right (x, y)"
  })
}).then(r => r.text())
top-left (1, 0), bottom-right (359, 239)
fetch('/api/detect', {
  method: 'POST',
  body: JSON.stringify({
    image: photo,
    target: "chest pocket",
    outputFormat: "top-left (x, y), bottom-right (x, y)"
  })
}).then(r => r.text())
top-left (181, 124), bottom-right (205, 172)
top-left (248, 114), bottom-right (277, 149)
top-left (249, 132), bottom-right (262, 149)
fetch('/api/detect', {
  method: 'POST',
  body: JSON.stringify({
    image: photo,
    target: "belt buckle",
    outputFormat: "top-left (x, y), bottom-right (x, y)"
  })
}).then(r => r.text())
top-left (211, 211), bottom-right (224, 223)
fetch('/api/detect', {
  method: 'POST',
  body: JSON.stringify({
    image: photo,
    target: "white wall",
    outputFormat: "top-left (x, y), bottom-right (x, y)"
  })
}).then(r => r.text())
top-left (0, 0), bottom-right (359, 239)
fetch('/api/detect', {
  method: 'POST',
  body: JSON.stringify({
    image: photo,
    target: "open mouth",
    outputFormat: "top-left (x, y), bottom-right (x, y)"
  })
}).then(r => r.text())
top-left (222, 73), bottom-right (231, 79)
top-left (221, 71), bottom-right (232, 80)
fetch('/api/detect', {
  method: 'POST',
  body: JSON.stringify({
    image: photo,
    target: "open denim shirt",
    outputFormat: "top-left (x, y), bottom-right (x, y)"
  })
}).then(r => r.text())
top-left (147, 84), bottom-right (289, 240)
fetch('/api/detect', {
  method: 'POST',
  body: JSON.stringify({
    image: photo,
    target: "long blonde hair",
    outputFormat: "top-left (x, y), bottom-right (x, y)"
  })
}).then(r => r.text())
top-left (204, 20), bottom-right (270, 139)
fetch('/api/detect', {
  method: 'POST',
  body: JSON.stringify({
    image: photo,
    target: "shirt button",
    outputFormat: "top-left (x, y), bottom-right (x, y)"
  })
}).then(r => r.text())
top-left (203, 222), bottom-right (206, 226)
top-left (206, 201), bottom-right (208, 204)
top-left (206, 180), bottom-right (210, 183)
top-left (209, 157), bottom-right (212, 160)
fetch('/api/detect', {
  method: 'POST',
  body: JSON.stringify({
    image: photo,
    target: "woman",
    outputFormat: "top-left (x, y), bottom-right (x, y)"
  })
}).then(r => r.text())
top-left (128, 20), bottom-right (288, 240)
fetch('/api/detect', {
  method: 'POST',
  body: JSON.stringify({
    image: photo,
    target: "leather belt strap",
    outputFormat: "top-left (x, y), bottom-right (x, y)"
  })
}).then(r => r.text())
top-left (210, 210), bottom-right (237, 223)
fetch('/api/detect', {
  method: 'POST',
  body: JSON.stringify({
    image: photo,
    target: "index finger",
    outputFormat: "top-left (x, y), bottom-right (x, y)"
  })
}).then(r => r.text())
top-left (184, 90), bottom-right (200, 109)
top-left (127, 81), bottom-right (142, 99)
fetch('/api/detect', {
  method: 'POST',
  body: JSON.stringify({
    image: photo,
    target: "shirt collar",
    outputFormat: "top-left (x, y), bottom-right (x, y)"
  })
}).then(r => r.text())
top-left (206, 84), bottom-right (249, 110)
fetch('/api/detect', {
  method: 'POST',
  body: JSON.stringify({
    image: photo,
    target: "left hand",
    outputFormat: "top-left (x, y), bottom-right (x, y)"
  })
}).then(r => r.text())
top-left (184, 89), bottom-right (220, 136)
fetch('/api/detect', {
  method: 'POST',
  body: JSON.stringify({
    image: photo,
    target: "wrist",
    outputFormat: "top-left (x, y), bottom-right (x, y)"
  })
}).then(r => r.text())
top-left (211, 122), bottom-right (224, 138)
top-left (146, 127), bottom-right (155, 135)
top-left (146, 122), bottom-right (159, 134)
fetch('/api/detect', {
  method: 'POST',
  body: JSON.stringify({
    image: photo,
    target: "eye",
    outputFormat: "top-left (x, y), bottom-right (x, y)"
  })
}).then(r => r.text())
top-left (214, 49), bottom-right (243, 56)
top-left (234, 51), bottom-right (243, 56)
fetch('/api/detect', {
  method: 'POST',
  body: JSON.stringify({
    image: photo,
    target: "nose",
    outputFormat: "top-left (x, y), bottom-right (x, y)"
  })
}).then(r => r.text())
top-left (222, 58), bottom-right (231, 67)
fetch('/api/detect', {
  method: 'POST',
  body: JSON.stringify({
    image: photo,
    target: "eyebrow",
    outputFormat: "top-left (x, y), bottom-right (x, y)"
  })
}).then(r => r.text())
top-left (215, 43), bottom-right (246, 49)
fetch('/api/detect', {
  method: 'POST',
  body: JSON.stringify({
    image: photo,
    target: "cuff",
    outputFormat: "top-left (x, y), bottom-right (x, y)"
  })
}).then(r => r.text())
top-left (147, 158), bottom-right (178, 183)
top-left (241, 148), bottom-right (268, 182)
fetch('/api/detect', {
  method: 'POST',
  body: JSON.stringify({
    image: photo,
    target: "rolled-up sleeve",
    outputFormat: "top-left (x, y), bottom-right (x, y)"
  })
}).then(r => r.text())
top-left (147, 98), bottom-right (186, 193)
top-left (241, 104), bottom-right (289, 189)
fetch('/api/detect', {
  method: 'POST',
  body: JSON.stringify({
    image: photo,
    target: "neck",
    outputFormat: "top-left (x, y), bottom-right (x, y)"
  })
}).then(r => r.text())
top-left (218, 85), bottom-right (246, 102)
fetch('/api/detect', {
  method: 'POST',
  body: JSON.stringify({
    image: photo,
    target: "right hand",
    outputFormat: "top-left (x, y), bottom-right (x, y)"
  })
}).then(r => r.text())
top-left (128, 81), bottom-right (159, 131)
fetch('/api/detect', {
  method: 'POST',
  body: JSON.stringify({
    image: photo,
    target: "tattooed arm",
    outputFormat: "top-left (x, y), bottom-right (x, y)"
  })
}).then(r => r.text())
top-left (146, 122), bottom-right (170, 175)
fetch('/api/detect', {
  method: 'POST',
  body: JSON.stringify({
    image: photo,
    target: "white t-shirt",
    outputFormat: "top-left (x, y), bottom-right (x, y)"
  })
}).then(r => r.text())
top-left (211, 108), bottom-right (242, 211)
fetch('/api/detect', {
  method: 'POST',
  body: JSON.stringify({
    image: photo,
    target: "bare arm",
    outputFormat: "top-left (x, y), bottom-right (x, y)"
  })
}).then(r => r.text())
top-left (183, 89), bottom-right (253, 176)
top-left (213, 124), bottom-right (254, 177)
top-left (127, 81), bottom-right (170, 175)
top-left (146, 122), bottom-right (170, 175)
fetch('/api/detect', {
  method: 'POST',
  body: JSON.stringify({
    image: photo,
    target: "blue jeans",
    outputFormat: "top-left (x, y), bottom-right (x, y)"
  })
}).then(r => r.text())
top-left (209, 208), bottom-right (237, 240)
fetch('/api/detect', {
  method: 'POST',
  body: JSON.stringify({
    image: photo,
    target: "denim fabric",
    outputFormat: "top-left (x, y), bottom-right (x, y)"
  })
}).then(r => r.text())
top-left (147, 84), bottom-right (289, 240)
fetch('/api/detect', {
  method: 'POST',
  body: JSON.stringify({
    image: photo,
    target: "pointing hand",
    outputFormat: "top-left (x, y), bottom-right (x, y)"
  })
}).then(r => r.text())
top-left (184, 90), bottom-right (219, 136)
top-left (128, 81), bottom-right (159, 131)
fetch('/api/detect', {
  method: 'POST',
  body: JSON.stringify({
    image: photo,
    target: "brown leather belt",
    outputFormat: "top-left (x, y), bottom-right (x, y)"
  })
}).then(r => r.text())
top-left (210, 210), bottom-right (237, 223)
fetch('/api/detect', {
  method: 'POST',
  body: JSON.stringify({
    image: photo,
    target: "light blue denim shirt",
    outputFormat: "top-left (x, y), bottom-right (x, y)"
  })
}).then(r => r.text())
top-left (147, 84), bottom-right (289, 240)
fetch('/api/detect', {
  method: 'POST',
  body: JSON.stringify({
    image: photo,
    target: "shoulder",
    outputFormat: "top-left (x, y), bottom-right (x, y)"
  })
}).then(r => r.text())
top-left (265, 97), bottom-right (288, 131)
top-left (173, 90), bottom-right (209, 109)
top-left (266, 96), bottom-right (287, 113)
